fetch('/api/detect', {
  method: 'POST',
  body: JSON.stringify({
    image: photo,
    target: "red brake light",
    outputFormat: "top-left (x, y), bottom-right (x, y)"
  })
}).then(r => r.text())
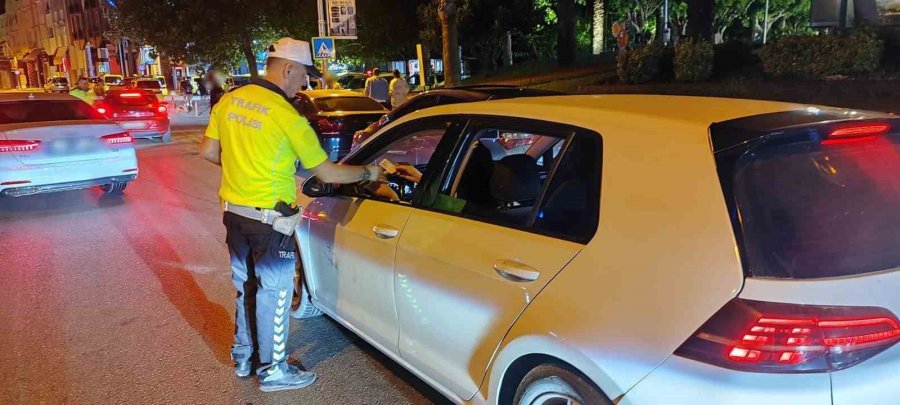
top-left (317, 118), bottom-right (345, 135)
top-left (0, 140), bottom-right (41, 153)
top-left (120, 92), bottom-right (142, 98)
top-left (823, 123), bottom-right (891, 145)
top-left (676, 299), bottom-right (900, 373)
top-left (157, 105), bottom-right (167, 114)
top-left (102, 133), bottom-right (133, 145)
top-left (96, 106), bottom-right (108, 115)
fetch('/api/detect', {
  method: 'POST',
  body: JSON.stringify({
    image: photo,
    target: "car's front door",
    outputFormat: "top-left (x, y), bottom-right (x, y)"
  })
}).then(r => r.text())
top-left (394, 118), bottom-right (603, 399)
top-left (301, 117), bottom-right (461, 353)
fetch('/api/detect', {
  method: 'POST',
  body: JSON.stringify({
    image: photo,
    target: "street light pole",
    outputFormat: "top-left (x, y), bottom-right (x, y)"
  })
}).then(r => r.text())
top-left (663, 0), bottom-right (670, 45)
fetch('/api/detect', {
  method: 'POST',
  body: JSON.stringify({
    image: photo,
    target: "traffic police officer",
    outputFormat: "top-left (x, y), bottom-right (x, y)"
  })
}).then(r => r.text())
top-left (199, 37), bottom-right (384, 392)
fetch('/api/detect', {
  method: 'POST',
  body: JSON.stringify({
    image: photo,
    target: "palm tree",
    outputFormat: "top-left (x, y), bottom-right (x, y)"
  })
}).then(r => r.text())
top-left (439, 0), bottom-right (461, 87)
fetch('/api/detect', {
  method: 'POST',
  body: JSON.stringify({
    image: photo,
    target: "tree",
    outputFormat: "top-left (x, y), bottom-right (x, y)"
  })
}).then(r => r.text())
top-left (439, 0), bottom-right (462, 87)
top-left (714, 0), bottom-right (754, 41)
top-left (556, 0), bottom-right (578, 65)
top-left (686, 0), bottom-right (715, 40)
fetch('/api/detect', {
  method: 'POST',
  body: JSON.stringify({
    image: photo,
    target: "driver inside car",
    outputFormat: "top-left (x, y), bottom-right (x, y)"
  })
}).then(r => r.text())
top-left (368, 162), bottom-right (422, 202)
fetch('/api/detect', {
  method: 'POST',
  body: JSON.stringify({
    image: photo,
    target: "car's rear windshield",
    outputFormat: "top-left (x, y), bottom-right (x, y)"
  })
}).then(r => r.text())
top-left (715, 114), bottom-right (900, 279)
top-left (107, 93), bottom-right (157, 105)
top-left (51, 78), bottom-right (68, 84)
top-left (0, 100), bottom-right (103, 124)
top-left (104, 77), bottom-right (122, 84)
top-left (315, 97), bottom-right (384, 112)
top-left (136, 80), bottom-right (162, 89)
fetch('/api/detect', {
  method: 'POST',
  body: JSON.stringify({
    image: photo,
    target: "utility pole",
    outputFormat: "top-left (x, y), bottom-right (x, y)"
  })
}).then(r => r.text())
top-left (316, 0), bottom-right (328, 85)
top-left (763, 0), bottom-right (770, 44)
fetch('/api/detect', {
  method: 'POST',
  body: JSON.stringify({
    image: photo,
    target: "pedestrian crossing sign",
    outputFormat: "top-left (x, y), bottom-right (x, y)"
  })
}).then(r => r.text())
top-left (312, 37), bottom-right (336, 60)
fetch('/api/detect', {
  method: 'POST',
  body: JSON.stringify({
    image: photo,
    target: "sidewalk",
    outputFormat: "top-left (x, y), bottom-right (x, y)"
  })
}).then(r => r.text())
top-left (166, 94), bottom-right (211, 127)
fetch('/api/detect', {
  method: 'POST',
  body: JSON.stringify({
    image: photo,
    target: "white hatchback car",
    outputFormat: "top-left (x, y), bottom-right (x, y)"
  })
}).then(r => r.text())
top-left (294, 95), bottom-right (900, 404)
top-left (0, 93), bottom-right (138, 197)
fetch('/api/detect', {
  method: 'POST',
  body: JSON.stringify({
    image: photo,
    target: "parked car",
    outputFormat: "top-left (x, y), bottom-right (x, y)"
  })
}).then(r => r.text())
top-left (0, 92), bottom-right (138, 197)
top-left (294, 90), bottom-right (388, 161)
top-left (94, 89), bottom-right (171, 142)
top-left (338, 72), bottom-right (394, 92)
top-left (43, 77), bottom-right (70, 94)
top-left (154, 75), bottom-right (170, 96)
top-left (101, 74), bottom-right (124, 92)
top-left (126, 78), bottom-right (167, 102)
top-left (353, 85), bottom-right (563, 147)
top-left (293, 95), bottom-right (900, 404)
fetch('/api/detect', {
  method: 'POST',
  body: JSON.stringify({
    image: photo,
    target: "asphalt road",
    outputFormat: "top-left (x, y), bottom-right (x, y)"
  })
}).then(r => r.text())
top-left (0, 126), bottom-right (450, 405)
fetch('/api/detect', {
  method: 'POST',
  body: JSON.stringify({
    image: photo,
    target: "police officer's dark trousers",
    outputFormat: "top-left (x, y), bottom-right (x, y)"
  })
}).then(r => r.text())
top-left (224, 212), bottom-right (296, 378)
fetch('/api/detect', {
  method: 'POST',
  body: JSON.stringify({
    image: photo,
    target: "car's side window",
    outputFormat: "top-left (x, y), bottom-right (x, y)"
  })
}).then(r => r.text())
top-left (423, 118), bottom-right (602, 243)
top-left (342, 118), bottom-right (457, 204)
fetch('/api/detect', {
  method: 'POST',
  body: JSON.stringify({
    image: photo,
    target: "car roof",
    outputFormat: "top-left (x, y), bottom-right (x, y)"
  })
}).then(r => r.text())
top-left (0, 92), bottom-right (79, 102)
top-left (402, 95), bottom-right (813, 139)
top-left (303, 89), bottom-right (372, 99)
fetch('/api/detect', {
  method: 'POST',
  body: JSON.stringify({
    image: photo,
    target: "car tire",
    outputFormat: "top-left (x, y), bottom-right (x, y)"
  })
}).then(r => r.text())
top-left (291, 258), bottom-right (323, 319)
top-left (161, 130), bottom-right (172, 143)
top-left (513, 364), bottom-right (612, 405)
top-left (99, 182), bottom-right (128, 194)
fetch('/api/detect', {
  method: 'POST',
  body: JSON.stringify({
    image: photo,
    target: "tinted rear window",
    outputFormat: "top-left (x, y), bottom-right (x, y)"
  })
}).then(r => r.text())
top-left (51, 78), bottom-right (68, 84)
top-left (315, 97), bottom-right (384, 112)
top-left (105, 77), bottom-right (122, 84)
top-left (136, 80), bottom-right (161, 89)
top-left (717, 117), bottom-right (900, 279)
top-left (0, 100), bottom-right (103, 124)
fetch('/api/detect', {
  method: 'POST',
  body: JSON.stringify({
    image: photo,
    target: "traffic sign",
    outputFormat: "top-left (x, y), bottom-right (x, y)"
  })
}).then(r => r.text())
top-left (312, 37), bottom-right (336, 60)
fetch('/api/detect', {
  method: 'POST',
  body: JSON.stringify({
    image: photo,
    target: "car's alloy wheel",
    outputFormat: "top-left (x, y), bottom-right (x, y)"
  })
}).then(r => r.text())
top-left (99, 182), bottom-right (128, 194)
top-left (514, 365), bottom-right (611, 405)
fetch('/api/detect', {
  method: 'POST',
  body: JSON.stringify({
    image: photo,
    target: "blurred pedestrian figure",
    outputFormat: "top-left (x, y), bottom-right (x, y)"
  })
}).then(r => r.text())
top-left (364, 68), bottom-right (389, 108)
top-left (69, 77), bottom-right (97, 104)
top-left (198, 75), bottom-right (209, 100)
top-left (388, 69), bottom-right (410, 110)
top-left (209, 71), bottom-right (226, 111)
top-left (323, 72), bottom-right (342, 90)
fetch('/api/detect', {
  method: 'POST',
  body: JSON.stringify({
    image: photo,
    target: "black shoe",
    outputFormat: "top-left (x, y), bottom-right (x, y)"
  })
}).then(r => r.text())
top-left (259, 365), bottom-right (316, 392)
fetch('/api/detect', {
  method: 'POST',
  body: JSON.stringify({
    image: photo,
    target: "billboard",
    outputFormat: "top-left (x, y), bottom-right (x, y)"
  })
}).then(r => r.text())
top-left (878, 0), bottom-right (900, 25)
top-left (327, 0), bottom-right (357, 39)
top-left (812, 0), bottom-right (900, 26)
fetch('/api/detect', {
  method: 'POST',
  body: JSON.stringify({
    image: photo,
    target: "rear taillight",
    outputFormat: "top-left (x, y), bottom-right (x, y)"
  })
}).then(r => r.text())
top-left (0, 140), bottom-right (41, 153)
top-left (102, 133), bottom-right (133, 145)
top-left (823, 122), bottom-right (892, 145)
top-left (317, 118), bottom-right (345, 135)
top-left (676, 299), bottom-right (900, 373)
top-left (157, 105), bottom-right (167, 114)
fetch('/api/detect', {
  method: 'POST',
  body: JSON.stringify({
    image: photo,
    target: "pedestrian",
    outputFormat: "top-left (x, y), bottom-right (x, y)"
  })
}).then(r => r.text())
top-left (180, 77), bottom-right (194, 112)
top-left (208, 71), bottom-right (226, 112)
top-left (388, 69), bottom-right (410, 110)
top-left (197, 37), bottom-right (387, 393)
top-left (198, 75), bottom-right (209, 100)
top-left (363, 68), bottom-right (389, 108)
top-left (323, 72), bottom-right (342, 90)
top-left (69, 77), bottom-right (97, 104)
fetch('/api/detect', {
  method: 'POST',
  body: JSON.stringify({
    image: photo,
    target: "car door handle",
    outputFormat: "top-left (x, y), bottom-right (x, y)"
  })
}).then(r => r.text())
top-left (493, 260), bottom-right (540, 282)
top-left (372, 224), bottom-right (400, 239)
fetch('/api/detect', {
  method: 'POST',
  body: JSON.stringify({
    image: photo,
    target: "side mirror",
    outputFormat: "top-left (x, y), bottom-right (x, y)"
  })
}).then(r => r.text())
top-left (302, 176), bottom-right (335, 198)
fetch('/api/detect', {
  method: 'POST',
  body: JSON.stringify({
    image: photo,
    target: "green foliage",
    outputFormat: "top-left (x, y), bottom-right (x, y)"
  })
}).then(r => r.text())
top-left (617, 43), bottom-right (663, 83)
top-left (761, 29), bottom-right (884, 78)
top-left (674, 39), bottom-right (714, 82)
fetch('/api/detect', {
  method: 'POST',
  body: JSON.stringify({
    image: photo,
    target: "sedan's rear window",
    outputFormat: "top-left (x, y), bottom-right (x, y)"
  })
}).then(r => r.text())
top-left (315, 97), bottom-right (384, 112)
top-left (136, 80), bottom-right (162, 89)
top-left (104, 77), bottom-right (122, 85)
top-left (719, 118), bottom-right (900, 279)
top-left (0, 100), bottom-right (103, 124)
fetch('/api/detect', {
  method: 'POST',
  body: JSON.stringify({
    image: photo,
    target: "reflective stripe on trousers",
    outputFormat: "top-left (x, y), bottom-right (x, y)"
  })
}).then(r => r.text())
top-left (224, 212), bottom-right (296, 378)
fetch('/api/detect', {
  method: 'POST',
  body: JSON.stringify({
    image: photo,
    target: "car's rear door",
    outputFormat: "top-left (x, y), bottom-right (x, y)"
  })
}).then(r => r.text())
top-left (395, 117), bottom-right (603, 399)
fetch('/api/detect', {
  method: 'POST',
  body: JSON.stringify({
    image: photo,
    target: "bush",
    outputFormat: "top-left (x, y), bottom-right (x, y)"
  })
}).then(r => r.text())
top-left (675, 39), bottom-right (714, 82)
top-left (617, 44), bottom-right (664, 84)
top-left (760, 29), bottom-right (884, 78)
top-left (714, 41), bottom-right (759, 75)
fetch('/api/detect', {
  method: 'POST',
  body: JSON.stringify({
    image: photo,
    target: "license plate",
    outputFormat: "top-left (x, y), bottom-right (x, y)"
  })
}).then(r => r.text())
top-left (120, 121), bottom-right (146, 129)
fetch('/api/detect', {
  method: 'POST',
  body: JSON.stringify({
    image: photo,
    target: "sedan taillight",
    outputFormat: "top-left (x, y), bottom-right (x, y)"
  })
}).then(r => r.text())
top-left (102, 133), bottom-right (133, 145)
top-left (0, 140), bottom-right (41, 153)
top-left (675, 298), bottom-right (900, 373)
